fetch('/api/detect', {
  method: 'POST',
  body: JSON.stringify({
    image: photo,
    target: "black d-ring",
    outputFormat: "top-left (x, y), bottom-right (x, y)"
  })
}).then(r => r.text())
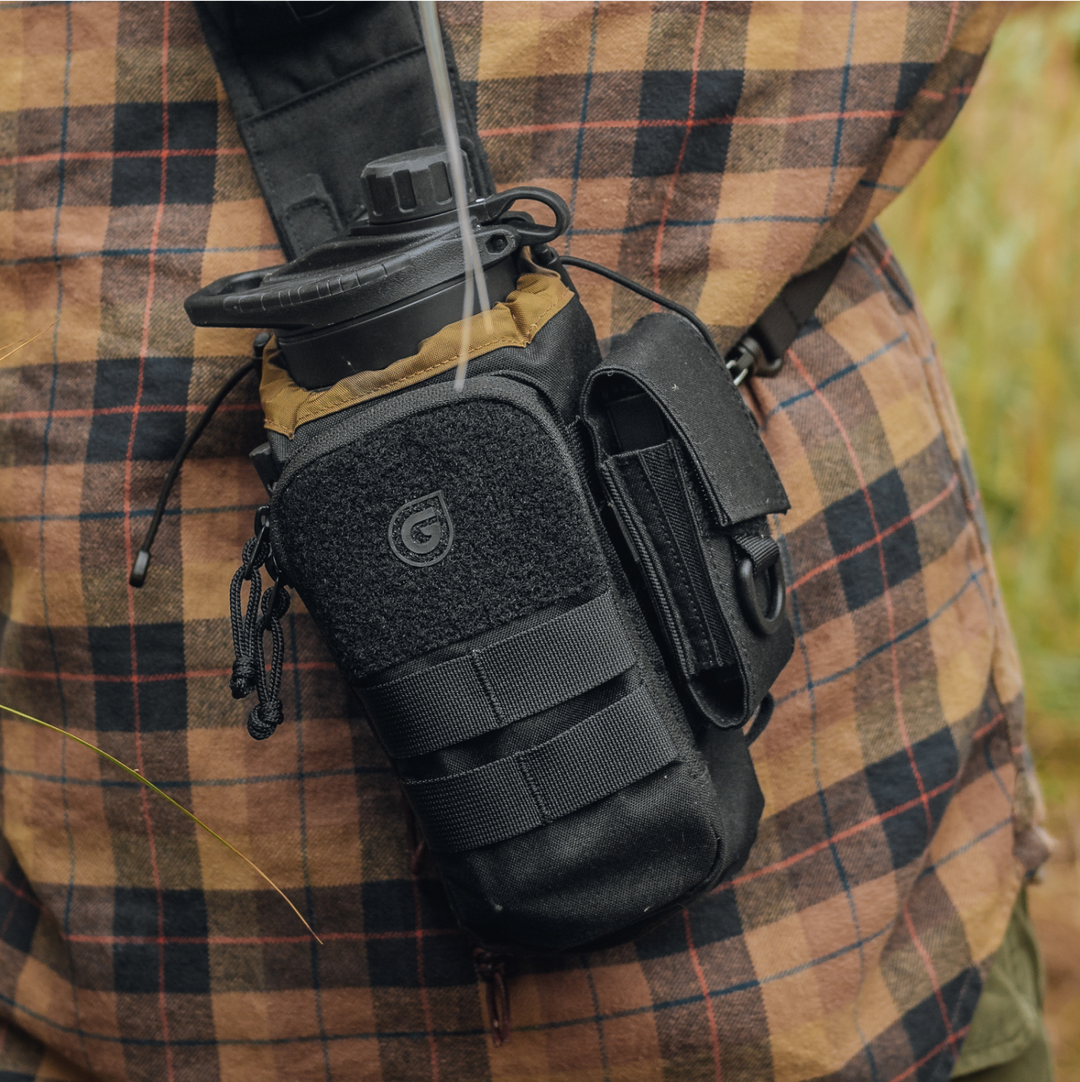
top-left (736, 555), bottom-right (787, 636)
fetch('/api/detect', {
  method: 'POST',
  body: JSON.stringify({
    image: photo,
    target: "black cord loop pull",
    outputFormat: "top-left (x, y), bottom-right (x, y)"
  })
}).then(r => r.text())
top-left (229, 534), bottom-right (264, 699)
top-left (247, 699), bottom-right (284, 741)
top-left (130, 332), bottom-right (269, 589)
top-left (228, 504), bottom-right (291, 739)
top-left (559, 255), bottom-right (721, 361)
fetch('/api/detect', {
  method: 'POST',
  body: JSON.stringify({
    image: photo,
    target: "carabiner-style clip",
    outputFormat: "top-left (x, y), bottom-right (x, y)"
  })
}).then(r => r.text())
top-left (726, 333), bottom-right (783, 386)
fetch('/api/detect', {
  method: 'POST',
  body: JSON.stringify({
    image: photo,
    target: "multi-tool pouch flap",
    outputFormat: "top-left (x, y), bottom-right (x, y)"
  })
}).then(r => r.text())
top-left (583, 313), bottom-right (794, 728)
top-left (589, 313), bottom-right (789, 525)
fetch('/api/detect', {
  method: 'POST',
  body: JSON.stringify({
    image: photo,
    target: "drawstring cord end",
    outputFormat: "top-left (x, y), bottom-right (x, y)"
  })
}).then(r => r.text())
top-left (128, 346), bottom-right (261, 590)
top-left (129, 549), bottom-right (151, 589)
top-left (247, 698), bottom-right (284, 740)
top-left (230, 656), bottom-right (258, 699)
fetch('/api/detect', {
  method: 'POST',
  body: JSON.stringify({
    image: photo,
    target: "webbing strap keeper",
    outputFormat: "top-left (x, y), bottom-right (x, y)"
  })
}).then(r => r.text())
top-left (401, 686), bottom-right (678, 853)
top-left (361, 592), bottom-right (636, 760)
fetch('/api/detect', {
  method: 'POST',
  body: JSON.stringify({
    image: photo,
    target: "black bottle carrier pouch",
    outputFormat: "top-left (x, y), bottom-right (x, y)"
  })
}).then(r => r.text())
top-left (161, 0), bottom-right (849, 962)
top-left (263, 291), bottom-right (786, 954)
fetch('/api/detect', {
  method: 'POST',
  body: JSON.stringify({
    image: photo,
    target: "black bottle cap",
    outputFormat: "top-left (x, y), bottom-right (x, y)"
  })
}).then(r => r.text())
top-left (359, 146), bottom-right (474, 225)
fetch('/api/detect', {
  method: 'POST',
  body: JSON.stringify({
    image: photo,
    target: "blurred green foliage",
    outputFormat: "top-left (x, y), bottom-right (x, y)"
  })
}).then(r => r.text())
top-left (878, 3), bottom-right (1080, 803)
top-left (881, 15), bottom-right (1080, 1069)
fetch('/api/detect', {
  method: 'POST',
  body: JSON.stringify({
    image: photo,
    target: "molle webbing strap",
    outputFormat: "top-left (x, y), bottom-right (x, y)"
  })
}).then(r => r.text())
top-left (361, 592), bottom-right (636, 760)
top-left (400, 687), bottom-right (678, 853)
top-left (195, 2), bottom-right (494, 260)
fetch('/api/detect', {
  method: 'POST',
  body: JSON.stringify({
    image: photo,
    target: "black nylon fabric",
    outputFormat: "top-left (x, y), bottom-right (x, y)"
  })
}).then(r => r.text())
top-left (583, 315), bottom-right (795, 729)
top-left (273, 392), bottom-right (608, 680)
top-left (400, 686), bottom-right (678, 853)
top-left (194, 1), bottom-right (493, 258)
top-left (587, 313), bottom-right (790, 527)
top-left (265, 296), bottom-right (786, 951)
top-left (613, 441), bottom-right (738, 673)
top-left (439, 756), bottom-right (728, 953)
top-left (360, 591), bottom-right (635, 759)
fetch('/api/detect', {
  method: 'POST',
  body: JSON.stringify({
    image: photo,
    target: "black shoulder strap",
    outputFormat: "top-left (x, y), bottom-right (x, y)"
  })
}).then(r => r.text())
top-left (717, 244), bottom-right (849, 379)
top-left (195, 1), bottom-right (494, 259)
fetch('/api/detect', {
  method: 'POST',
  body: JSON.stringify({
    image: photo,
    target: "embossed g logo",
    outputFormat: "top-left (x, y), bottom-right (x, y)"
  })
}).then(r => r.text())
top-left (388, 490), bottom-right (454, 567)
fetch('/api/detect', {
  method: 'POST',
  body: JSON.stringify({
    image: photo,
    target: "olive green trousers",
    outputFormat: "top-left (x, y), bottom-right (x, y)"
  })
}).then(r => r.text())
top-left (951, 888), bottom-right (1054, 1081)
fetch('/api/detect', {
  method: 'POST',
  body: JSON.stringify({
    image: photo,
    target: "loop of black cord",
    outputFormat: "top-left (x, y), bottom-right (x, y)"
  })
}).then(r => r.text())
top-left (129, 357), bottom-right (258, 588)
top-left (228, 528), bottom-right (291, 740)
top-left (248, 583), bottom-right (291, 739)
top-left (229, 535), bottom-right (264, 699)
top-left (558, 255), bottom-right (720, 358)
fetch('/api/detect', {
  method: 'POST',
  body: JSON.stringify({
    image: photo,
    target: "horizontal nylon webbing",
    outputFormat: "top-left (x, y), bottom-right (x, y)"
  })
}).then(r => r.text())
top-left (360, 592), bottom-right (636, 759)
top-left (401, 686), bottom-right (678, 853)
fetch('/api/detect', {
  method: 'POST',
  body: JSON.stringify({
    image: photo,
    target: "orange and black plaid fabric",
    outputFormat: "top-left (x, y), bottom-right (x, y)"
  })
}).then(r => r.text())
top-left (0, 3), bottom-right (1049, 1081)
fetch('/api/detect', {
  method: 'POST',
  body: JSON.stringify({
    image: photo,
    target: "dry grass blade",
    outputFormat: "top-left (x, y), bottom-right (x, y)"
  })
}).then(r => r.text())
top-left (0, 702), bottom-right (322, 944)
top-left (0, 317), bottom-right (61, 364)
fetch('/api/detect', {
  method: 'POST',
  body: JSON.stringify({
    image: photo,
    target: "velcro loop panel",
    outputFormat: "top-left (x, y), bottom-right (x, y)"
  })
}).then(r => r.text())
top-left (361, 591), bottom-right (636, 759)
top-left (401, 686), bottom-right (678, 853)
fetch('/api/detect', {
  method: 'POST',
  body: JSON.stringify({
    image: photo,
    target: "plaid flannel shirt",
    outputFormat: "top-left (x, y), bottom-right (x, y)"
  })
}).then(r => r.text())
top-left (0, 3), bottom-right (1049, 1080)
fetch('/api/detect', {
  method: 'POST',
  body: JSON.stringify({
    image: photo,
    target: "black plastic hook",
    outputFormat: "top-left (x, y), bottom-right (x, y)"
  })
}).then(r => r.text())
top-left (476, 186), bottom-right (570, 246)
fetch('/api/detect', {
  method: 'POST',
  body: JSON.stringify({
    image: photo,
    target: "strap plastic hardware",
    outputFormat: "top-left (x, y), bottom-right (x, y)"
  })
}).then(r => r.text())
top-left (726, 333), bottom-right (783, 384)
top-left (736, 555), bottom-right (786, 636)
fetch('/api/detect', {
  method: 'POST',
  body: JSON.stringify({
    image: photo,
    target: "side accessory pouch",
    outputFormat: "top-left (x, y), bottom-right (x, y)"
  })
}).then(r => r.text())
top-left (236, 271), bottom-right (787, 954)
top-left (583, 314), bottom-right (794, 730)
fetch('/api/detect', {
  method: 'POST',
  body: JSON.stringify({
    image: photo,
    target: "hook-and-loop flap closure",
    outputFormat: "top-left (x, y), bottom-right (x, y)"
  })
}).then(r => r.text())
top-left (583, 313), bottom-right (789, 529)
top-left (582, 312), bottom-right (793, 728)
